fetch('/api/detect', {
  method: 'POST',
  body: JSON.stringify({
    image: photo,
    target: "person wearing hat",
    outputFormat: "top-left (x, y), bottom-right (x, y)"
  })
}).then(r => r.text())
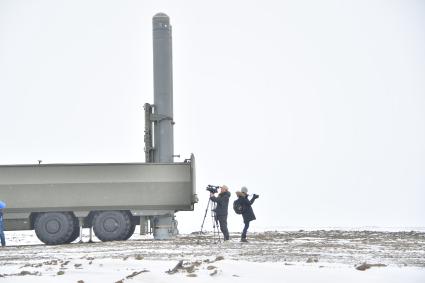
top-left (0, 200), bottom-right (6, 247)
top-left (235, 186), bottom-right (259, 242)
top-left (209, 185), bottom-right (231, 241)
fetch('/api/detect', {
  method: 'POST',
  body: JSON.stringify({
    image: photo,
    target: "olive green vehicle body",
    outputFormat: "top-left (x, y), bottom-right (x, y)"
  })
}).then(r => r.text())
top-left (0, 156), bottom-right (196, 231)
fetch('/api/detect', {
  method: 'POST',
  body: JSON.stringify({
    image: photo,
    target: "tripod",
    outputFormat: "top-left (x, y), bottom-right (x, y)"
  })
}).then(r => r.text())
top-left (199, 198), bottom-right (222, 243)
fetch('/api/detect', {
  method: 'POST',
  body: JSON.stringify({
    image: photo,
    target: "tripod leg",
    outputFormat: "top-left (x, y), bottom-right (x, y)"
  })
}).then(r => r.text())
top-left (215, 217), bottom-right (221, 243)
top-left (200, 199), bottom-right (211, 235)
top-left (216, 217), bottom-right (221, 243)
top-left (211, 209), bottom-right (215, 240)
top-left (211, 205), bottom-right (216, 242)
top-left (212, 203), bottom-right (221, 244)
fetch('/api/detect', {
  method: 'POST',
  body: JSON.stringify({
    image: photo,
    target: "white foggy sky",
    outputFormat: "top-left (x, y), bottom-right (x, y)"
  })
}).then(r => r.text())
top-left (0, 0), bottom-right (424, 232)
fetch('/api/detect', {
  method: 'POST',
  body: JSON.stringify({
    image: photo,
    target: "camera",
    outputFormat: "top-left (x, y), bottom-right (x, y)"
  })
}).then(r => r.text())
top-left (206, 185), bottom-right (219, 194)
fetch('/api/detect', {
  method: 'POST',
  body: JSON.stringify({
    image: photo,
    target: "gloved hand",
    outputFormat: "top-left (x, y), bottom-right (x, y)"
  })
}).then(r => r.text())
top-left (253, 194), bottom-right (259, 199)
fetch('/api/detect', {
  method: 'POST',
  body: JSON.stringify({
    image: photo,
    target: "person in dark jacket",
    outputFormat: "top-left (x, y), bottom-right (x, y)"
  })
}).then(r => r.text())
top-left (210, 185), bottom-right (231, 241)
top-left (236, 186), bottom-right (259, 242)
top-left (0, 200), bottom-right (6, 247)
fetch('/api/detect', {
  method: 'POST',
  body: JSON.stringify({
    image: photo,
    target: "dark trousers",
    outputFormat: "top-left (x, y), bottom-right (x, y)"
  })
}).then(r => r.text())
top-left (0, 220), bottom-right (5, 246)
top-left (216, 214), bottom-right (230, 240)
top-left (241, 221), bottom-right (250, 239)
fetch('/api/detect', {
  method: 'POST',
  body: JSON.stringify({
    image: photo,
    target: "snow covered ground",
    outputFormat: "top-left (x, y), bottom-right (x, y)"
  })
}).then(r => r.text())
top-left (1, 229), bottom-right (424, 282)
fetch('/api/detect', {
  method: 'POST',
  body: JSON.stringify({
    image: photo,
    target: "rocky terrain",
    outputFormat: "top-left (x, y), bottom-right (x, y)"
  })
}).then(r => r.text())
top-left (0, 230), bottom-right (424, 282)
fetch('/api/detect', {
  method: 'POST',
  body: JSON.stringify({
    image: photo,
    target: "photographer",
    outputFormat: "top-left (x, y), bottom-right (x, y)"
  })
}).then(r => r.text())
top-left (209, 185), bottom-right (230, 241)
top-left (235, 186), bottom-right (259, 242)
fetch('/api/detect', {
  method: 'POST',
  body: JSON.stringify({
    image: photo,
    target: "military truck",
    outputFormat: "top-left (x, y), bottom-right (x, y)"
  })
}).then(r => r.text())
top-left (0, 13), bottom-right (197, 245)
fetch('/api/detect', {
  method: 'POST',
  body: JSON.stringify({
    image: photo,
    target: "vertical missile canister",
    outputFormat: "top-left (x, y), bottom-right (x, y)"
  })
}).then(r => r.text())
top-left (145, 13), bottom-right (174, 163)
top-left (152, 13), bottom-right (174, 163)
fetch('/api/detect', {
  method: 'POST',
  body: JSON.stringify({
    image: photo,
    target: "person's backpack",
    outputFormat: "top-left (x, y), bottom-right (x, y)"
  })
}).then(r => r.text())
top-left (233, 198), bottom-right (245, 214)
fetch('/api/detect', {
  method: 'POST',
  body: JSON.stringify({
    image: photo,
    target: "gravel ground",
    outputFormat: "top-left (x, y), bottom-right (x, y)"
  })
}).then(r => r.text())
top-left (1, 230), bottom-right (424, 268)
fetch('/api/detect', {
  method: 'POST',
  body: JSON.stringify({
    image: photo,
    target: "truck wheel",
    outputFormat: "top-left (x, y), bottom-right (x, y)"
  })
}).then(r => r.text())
top-left (66, 217), bottom-right (80, 243)
top-left (34, 212), bottom-right (75, 245)
top-left (123, 223), bottom-right (136, 240)
top-left (92, 211), bottom-right (131, 241)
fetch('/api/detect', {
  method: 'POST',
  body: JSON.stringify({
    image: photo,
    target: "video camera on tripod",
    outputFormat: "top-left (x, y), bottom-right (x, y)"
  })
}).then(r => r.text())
top-left (206, 185), bottom-right (220, 194)
top-left (199, 184), bottom-right (222, 242)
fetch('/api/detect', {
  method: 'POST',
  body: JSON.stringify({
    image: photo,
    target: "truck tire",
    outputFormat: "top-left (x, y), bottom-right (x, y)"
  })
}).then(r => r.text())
top-left (92, 211), bottom-right (131, 242)
top-left (34, 212), bottom-right (75, 245)
top-left (123, 223), bottom-right (136, 240)
top-left (65, 217), bottom-right (80, 243)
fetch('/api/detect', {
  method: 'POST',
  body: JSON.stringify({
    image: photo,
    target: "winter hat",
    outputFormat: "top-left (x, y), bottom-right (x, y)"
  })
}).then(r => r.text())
top-left (241, 186), bottom-right (248, 194)
top-left (0, 200), bottom-right (6, 209)
top-left (220, 185), bottom-right (229, 192)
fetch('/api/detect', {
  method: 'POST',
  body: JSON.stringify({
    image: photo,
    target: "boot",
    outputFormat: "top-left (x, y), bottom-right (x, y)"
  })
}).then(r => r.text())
top-left (240, 238), bottom-right (248, 242)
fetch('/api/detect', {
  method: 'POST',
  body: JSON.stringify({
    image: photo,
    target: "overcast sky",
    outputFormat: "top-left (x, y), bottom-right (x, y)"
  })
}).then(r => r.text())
top-left (0, 0), bottom-right (424, 233)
